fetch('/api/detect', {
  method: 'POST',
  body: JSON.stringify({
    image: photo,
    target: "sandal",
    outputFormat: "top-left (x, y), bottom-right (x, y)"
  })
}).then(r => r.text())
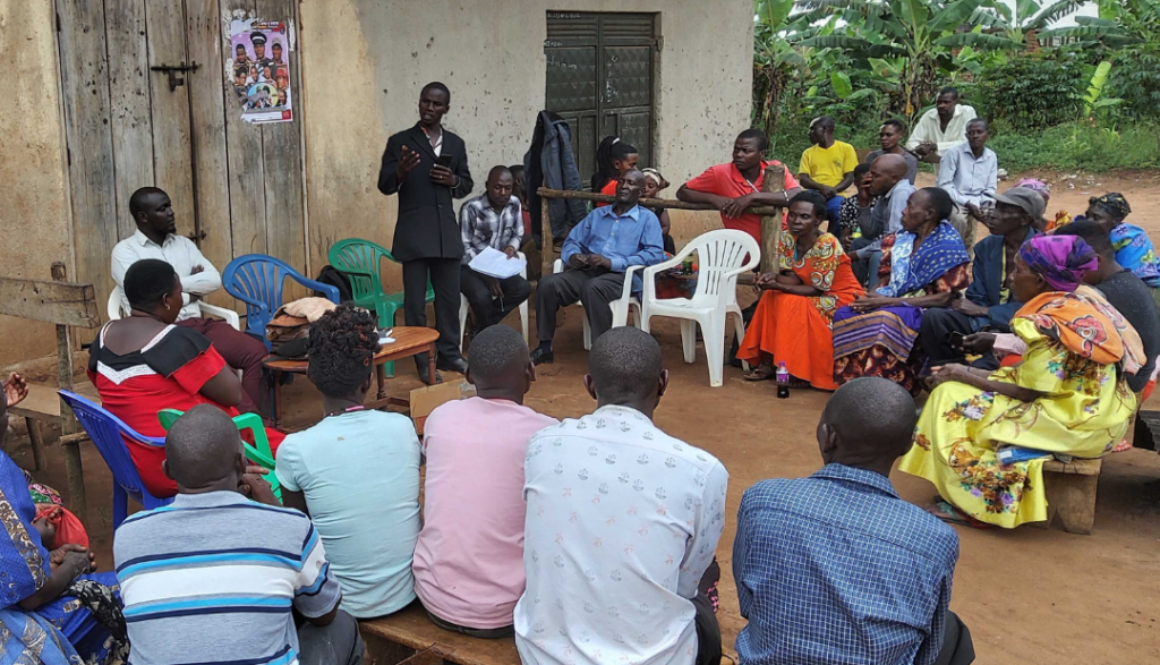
top-left (743, 364), bottom-right (776, 382)
top-left (927, 500), bottom-right (993, 530)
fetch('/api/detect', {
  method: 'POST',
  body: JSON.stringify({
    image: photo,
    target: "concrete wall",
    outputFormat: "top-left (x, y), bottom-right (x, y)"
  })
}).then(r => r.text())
top-left (0, 0), bottom-right (74, 365)
top-left (299, 0), bottom-right (753, 289)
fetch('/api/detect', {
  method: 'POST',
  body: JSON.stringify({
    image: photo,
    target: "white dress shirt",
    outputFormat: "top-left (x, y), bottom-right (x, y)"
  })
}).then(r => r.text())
top-left (110, 230), bottom-right (222, 321)
top-left (936, 142), bottom-right (998, 208)
top-left (905, 104), bottom-right (977, 156)
top-left (514, 405), bottom-right (729, 665)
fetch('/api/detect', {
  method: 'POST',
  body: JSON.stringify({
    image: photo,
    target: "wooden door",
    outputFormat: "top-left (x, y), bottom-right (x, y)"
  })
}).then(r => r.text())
top-left (56, 0), bottom-right (307, 323)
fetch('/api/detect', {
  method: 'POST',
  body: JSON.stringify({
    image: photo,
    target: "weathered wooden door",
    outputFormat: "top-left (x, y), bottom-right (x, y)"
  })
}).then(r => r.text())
top-left (56, 0), bottom-right (306, 324)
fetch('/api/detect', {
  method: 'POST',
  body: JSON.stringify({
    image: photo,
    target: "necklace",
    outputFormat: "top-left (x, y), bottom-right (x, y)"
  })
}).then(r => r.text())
top-left (325, 404), bottom-right (367, 419)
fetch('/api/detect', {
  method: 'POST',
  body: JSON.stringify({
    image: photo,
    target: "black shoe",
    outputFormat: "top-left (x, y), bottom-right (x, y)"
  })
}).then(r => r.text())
top-left (420, 369), bottom-right (443, 386)
top-left (436, 357), bottom-right (469, 374)
top-left (530, 347), bottom-right (554, 365)
top-left (415, 353), bottom-right (443, 385)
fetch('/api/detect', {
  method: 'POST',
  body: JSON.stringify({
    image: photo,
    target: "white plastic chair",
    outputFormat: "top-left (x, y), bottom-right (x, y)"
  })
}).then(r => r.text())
top-left (640, 230), bottom-right (760, 387)
top-left (551, 259), bottom-right (642, 350)
top-left (108, 285), bottom-right (244, 378)
top-left (459, 252), bottom-right (530, 351)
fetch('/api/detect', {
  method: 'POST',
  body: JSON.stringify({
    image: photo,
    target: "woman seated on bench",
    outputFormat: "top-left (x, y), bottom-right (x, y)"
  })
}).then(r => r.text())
top-left (88, 259), bottom-right (284, 498)
top-left (899, 236), bottom-right (1139, 529)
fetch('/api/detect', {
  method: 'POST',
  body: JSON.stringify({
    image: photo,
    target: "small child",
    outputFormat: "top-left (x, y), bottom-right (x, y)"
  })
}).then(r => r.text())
top-left (641, 167), bottom-right (675, 254)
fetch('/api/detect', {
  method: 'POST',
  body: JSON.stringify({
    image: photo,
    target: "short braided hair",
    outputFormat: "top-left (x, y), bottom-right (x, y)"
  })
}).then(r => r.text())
top-left (307, 304), bottom-right (379, 397)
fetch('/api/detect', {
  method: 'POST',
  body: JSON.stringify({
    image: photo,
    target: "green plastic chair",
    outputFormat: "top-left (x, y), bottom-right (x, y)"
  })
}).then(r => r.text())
top-left (328, 238), bottom-right (434, 377)
top-left (157, 409), bottom-right (281, 501)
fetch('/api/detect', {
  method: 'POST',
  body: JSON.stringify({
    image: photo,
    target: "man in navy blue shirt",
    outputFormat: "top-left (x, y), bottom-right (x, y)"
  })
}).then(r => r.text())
top-left (531, 169), bottom-right (665, 364)
top-left (734, 377), bottom-right (975, 665)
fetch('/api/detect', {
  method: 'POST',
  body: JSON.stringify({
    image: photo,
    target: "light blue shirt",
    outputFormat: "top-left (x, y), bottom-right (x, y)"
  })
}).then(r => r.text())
top-left (275, 409), bottom-right (421, 618)
top-left (937, 142), bottom-right (998, 207)
top-left (561, 204), bottom-right (666, 291)
top-left (860, 178), bottom-right (916, 257)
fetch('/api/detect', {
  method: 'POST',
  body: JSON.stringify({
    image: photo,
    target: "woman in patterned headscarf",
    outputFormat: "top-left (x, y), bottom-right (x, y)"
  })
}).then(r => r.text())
top-left (1084, 193), bottom-right (1160, 309)
top-left (899, 235), bottom-right (1138, 528)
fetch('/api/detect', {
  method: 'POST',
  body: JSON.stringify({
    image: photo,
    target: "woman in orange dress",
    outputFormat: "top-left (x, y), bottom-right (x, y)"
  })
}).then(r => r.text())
top-left (739, 191), bottom-right (864, 389)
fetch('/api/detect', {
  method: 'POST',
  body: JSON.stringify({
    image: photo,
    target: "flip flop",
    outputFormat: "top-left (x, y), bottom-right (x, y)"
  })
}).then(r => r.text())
top-left (743, 366), bottom-right (776, 382)
top-left (927, 500), bottom-right (993, 530)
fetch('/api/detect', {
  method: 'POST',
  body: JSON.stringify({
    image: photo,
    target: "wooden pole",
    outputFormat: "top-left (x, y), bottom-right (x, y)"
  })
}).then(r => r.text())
top-left (541, 195), bottom-right (553, 281)
top-left (759, 164), bottom-right (786, 274)
top-left (536, 187), bottom-right (782, 216)
top-left (51, 262), bottom-right (86, 525)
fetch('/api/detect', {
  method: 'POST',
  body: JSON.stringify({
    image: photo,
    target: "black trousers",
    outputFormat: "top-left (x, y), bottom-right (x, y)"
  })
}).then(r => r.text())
top-left (934, 611), bottom-right (976, 665)
top-left (297, 610), bottom-right (365, 665)
top-left (403, 257), bottom-right (463, 364)
top-left (693, 559), bottom-right (723, 665)
top-left (536, 268), bottom-right (626, 344)
top-left (460, 265), bottom-right (531, 330)
top-left (920, 307), bottom-right (1000, 370)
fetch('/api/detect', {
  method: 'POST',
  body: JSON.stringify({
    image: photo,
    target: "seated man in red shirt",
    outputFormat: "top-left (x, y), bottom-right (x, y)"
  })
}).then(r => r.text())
top-left (677, 128), bottom-right (802, 247)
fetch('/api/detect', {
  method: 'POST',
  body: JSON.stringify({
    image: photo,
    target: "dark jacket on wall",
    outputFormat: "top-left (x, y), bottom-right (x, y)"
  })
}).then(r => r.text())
top-left (525, 111), bottom-right (586, 244)
top-left (378, 123), bottom-right (474, 262)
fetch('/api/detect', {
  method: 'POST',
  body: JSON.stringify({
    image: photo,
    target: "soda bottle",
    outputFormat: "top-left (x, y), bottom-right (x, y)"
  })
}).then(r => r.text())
top-left (776, 362), bottom-right (790, 399)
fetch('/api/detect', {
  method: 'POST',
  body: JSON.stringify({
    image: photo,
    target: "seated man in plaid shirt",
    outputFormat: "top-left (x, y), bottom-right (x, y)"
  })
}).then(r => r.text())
top-left (459, 166), bottom-right (531, 334)
top-left (733, 377), bottom-right (975, 665)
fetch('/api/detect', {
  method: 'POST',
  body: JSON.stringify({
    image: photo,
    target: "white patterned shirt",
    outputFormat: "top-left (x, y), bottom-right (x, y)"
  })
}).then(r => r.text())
top-left (514, 405), bottom-right (729, 665)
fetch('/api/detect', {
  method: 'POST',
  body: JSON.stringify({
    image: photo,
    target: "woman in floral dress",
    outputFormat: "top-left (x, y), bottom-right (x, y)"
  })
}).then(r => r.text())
top-left (899, 235), bottom-right (1138, 528)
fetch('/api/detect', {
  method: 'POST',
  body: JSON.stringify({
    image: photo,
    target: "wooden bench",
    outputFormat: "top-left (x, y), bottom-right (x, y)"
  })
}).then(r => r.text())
top-left (361, 604), bottom-right (519, 665)
top-left (0, 265), bottom-right (101, 520)
top-left (1040, 458), bottom-right (1102, 535)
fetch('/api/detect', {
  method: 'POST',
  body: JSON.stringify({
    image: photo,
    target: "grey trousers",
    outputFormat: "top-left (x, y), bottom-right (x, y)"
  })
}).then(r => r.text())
top-left (536, 268), bottom-right (626, 344)
top-left (298, 610), bottom-right (364, 665)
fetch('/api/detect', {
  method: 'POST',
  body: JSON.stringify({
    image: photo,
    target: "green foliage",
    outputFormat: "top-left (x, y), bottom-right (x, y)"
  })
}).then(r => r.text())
top-left (987, 122), bottom-right (1160, 172)
top-left (973, 55), bottom-right (1084, 129)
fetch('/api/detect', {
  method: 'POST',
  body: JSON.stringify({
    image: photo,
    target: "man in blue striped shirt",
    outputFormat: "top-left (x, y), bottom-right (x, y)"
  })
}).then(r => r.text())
top-left (734, 377), bottom-right (975, 665)
top-left (114, 405), bottom-right (362, 665)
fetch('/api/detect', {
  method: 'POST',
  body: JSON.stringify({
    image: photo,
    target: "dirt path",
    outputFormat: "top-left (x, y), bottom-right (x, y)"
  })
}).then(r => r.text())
top-left (8, 169), bottom-right (1160, 665)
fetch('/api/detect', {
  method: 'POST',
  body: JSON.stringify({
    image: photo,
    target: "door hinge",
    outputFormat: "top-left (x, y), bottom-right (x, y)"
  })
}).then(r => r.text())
top-left (654, 37), bottom-right (664, 52)
top-left (186, 230), bottom-right (207, 243)
top-left (56, 12), bottom-right (61, 32)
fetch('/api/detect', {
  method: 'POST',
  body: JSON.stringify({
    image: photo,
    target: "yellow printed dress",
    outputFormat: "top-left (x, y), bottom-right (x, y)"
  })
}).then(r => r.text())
top-left (899, 316), bottom-right (1136, 528)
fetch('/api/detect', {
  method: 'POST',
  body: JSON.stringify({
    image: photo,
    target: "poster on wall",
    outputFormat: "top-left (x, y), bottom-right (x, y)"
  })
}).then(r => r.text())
top-left (227, 18), bottom-right (294, 124)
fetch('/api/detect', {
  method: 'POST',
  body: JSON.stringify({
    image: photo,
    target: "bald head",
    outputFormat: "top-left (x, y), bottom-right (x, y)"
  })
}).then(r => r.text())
top-left (868, 154), bottom-right (908, 196)
top-left (163, 404), bottom-right (245, 491)
top-left (819, 378), bottom-right (917, 472)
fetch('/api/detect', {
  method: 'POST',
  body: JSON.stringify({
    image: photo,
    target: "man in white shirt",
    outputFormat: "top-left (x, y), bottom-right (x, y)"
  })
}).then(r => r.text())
top-left (111, 187), bottom-right (268, 414)
top-left (906, 87), bottom-right (977, 160)
top-left (515, 327), bottom-right (728, 665)
top-left (937, 119), bottom-right (998, 257)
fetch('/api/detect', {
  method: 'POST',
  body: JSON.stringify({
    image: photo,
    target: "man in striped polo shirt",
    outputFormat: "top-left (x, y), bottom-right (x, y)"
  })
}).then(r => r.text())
top-left (114, 405), bottom-right (363, 665)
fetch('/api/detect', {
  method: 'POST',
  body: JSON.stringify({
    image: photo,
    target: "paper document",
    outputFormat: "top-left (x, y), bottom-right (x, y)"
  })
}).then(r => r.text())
top-left (378, 329), bottom-right (395, 345)
top-left (468, 247), bottom-right (525, 279)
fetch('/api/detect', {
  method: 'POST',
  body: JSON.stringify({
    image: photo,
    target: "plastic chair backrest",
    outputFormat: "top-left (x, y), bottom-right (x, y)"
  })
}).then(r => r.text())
top-left (157, 409), bottom-right (275, 469)
top-left (684, 230), bottom-right (761, 304)
top-left (222, 254), bottom-right (340, 342)
top-left (58, 390), bottom-right (164, 507)
top-left (328, 239), bottom-right (393, 304)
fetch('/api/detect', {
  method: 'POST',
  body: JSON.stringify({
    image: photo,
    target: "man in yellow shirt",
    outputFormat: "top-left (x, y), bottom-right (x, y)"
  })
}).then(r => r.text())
top-left (798, 116), bottom-right (859, 223)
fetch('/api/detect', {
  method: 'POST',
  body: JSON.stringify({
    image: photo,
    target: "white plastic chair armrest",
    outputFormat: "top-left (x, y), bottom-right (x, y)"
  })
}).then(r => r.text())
top-left (198, 302), bottom-right (242, 331)
top-left (620, 265), bottom-right (644, 303)
top-left (553, 259), bottom-right (564, 274)
top-left (518, 252), bottom-right (528, 279)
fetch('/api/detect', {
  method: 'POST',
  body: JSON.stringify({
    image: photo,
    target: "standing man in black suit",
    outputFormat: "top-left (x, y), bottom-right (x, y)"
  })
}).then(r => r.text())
top-left (378, 82), bottom-right (474, 381)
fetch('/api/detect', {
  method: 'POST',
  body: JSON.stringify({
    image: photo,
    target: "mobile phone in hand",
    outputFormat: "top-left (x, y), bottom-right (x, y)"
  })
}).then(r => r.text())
top-left (946, 331), bottom-right (965, 349)
top-left (435, 155), bottom-right (453, 168)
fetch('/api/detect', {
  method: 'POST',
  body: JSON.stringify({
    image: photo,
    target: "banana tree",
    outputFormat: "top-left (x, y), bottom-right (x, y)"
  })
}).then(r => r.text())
top-left (791, 0), bottom-right (1025, 117)
top-left (753, 0), bottom-right (809, 136)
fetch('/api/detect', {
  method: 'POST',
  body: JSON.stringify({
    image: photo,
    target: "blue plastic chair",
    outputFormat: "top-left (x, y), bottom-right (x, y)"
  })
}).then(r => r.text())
top-left (57, 390), bottom-right (173, 530)
top-left (221, 254), bottom-right (341, 350)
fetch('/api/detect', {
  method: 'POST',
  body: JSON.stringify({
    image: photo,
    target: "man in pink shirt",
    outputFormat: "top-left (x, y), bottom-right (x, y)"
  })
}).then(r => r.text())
top-left (413, 325), bottom-right (558, 637)
top-left (678, 128), bottom-right (802, 246)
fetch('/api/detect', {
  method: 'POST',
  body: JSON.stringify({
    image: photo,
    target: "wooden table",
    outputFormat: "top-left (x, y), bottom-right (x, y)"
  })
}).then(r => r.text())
top-left (262, 326), bottom-right (439, 428)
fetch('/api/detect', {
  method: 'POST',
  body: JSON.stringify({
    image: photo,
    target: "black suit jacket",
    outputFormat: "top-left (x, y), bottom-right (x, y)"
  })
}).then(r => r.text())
top-left (378, 124), bottom-right (474, 262)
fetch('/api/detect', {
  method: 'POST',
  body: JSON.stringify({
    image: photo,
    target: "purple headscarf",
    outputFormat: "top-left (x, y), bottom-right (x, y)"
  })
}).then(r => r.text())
top-left (1019, 235), bottom-right (1099, 292)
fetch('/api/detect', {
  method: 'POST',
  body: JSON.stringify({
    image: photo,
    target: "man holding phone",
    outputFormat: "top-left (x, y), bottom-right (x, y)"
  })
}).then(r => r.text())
top-left (378, 82), bottom-right (474, 381)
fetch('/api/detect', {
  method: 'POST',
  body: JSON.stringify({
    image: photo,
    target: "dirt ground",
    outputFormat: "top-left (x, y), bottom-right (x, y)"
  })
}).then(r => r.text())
top-left (7, 169), bottom-right (1160, 664)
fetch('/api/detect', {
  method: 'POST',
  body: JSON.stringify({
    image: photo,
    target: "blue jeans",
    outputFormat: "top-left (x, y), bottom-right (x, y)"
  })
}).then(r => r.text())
top-left (825, 195), bottom-right (844, 224)
top-left (850, 237), bottom-right (882, 290)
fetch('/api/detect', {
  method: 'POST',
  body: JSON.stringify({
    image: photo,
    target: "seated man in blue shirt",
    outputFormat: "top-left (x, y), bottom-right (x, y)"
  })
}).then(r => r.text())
top-left (531, 169), bottom-right (665, 364)
top-left (734, 377), bottom-right (975, 665)
top-left (919, 187), bottom-right (1042, 371)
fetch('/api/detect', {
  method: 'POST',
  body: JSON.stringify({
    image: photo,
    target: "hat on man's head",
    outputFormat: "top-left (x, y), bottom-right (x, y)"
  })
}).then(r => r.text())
top-left (994, 187), bottom-right (1046, 221)
top-left (251, 32), bottom-right (267, 45)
